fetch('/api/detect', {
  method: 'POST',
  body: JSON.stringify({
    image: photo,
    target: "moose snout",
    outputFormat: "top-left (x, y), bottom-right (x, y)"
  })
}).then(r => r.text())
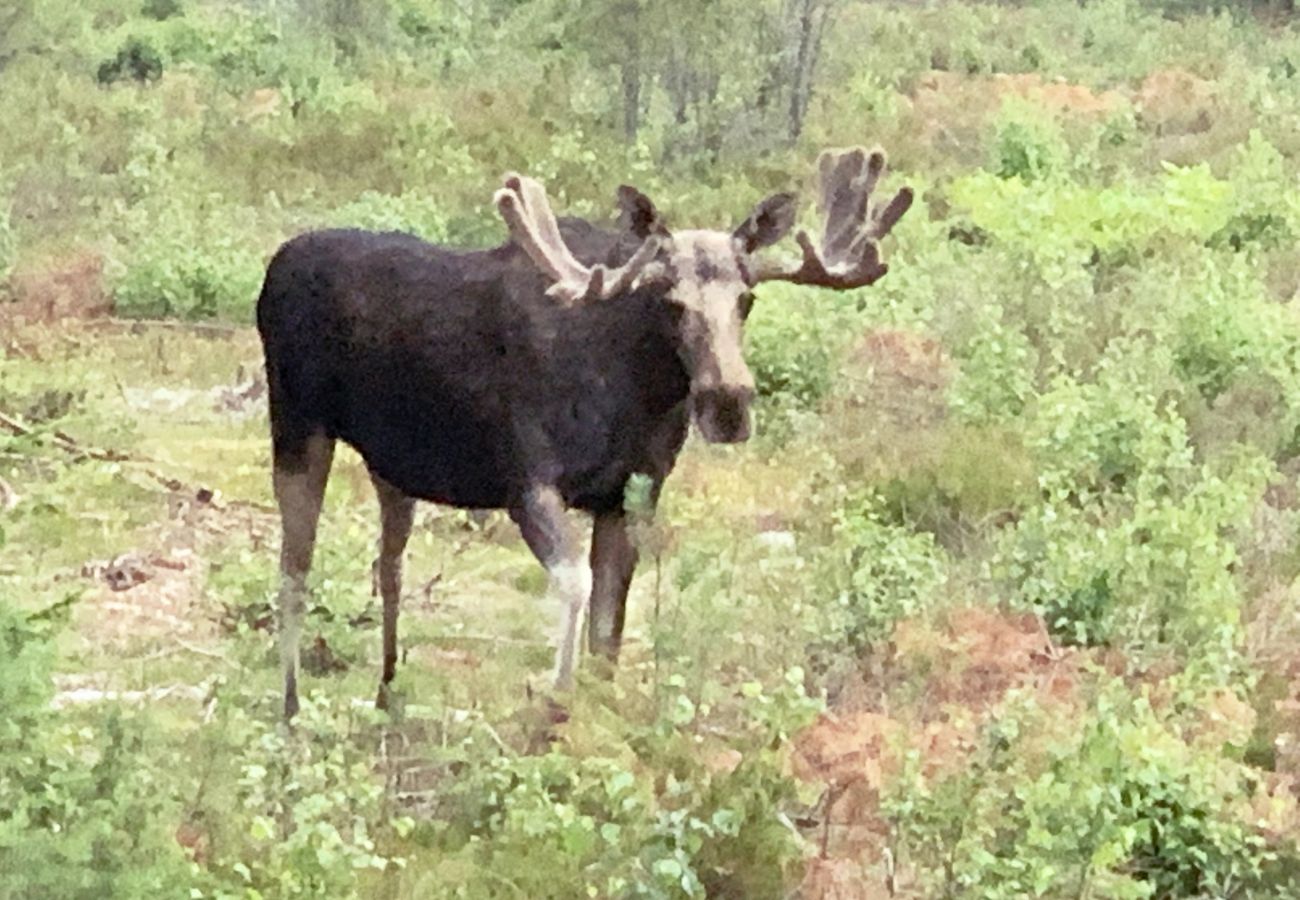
top-left (692, 383), bottom-right (755, 444)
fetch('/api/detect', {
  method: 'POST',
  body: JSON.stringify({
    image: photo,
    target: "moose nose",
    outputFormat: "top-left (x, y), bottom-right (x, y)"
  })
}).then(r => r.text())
top-left (694, 384), bottom-right (755, 444)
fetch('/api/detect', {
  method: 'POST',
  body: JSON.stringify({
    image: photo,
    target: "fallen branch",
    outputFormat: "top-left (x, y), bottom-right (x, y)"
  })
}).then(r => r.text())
top-left (85, 317), bottom-right (247, 337)
top-left (0, 474), bottom-right (17, 511)
top-left (0, 407), bottom-right (274, 514)
top-left (434, 633), bottom-right (549, 648)
top-left (50, 683), bottom-right (209, 709)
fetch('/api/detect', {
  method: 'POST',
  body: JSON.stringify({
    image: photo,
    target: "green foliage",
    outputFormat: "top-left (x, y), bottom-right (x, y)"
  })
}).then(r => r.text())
top-left (12, 1), bottom-right (1300, 896)
top-left (948, 310), bottom-right (1037, 425)
top-left (948, 163), bottom-right (1236, 269)
top-left (141, 0), bottom-right (184, 21)
top-left (425, 669), bottom-right (819, 899)
top-left (110, 199), bottom-right (268, 320)
top-left (97, 35), bottom-right (165, 85)
top-left (0, 601), bottom-right (194, 899)
top-left (887, 686), bottom-right (1299, 898)
top-left (992, 99), bottom-right (1070, 181)
top-left (327, 190), bottom-right (452, 243)
top-left (822, 495), bottom-right (948, 651)
top-left (196, 696), bottom-right (408, 899)
top-left (996, 363), bottom-right (1270, 660)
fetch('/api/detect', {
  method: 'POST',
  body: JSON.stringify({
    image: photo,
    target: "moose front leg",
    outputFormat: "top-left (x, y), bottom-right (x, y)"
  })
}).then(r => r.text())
top-left (510, 485), bottom-right (591, 690)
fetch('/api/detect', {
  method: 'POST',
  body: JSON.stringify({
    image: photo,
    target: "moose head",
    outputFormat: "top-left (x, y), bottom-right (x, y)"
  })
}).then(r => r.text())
top-left (495, 146), bottom-right (914, 445)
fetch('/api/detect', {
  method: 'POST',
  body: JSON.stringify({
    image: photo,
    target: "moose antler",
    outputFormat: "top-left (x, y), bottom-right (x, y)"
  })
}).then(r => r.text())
top-left (495, 174), bottom-right (662, 304)
top-left (756, 147), bottom-right (913, 289)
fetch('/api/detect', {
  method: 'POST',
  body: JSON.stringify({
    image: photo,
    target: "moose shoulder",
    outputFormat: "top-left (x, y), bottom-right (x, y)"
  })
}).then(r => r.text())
top-left (257, 147), bottom-right (913, 717)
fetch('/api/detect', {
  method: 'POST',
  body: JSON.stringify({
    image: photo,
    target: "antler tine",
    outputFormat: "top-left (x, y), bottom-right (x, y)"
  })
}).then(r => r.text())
top-left (757, 145), bottom-right (913, 291)
top-left (495, 173), bottom-right (590, 299)
top-left (496, 172), bottom-right (663, 304)
top-left (818, 147), bottom-right (870, 260)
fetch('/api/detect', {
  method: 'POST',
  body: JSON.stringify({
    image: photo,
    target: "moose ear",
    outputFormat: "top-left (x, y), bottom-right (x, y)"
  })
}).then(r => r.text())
top-left (616, 185), bottom-right (668, 239)
top-left (733, 192), bottom-right (797, 254)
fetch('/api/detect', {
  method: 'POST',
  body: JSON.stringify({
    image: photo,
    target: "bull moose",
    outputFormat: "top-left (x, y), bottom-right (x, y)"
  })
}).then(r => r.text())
top-left (256, 147), bottom-right (912, 717)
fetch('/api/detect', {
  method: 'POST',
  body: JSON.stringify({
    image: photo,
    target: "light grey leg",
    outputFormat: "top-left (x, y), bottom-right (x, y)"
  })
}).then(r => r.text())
top-left (510, 485), bottom-right (589, 690)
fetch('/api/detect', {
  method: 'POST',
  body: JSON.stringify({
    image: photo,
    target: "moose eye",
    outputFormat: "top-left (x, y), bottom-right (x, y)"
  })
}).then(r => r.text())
top-left (738, 291), bottom-right (756, 320)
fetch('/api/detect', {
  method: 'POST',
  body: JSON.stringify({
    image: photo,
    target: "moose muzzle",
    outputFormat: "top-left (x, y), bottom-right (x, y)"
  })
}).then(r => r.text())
top-left (692, 380), bottom-right (755, 444)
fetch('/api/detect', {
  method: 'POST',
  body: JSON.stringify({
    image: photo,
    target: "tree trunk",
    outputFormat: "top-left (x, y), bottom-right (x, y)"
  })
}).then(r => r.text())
top-left (618, 0), bottom-right (641, 143)
top-left (785, 0), bottom-right (835, 144)
top-left (621, 61), bottom-right (641, 142)
top-left (787, 0), bottom-right (814, 142)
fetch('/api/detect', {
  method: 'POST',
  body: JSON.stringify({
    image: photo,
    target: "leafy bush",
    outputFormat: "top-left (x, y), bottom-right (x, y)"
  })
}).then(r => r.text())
top-left (425, 670), bottom-right (820, 899)
top-left (991, 98), bottom-right (1070, 181)
top-left (744, 283), bottom-right (862, 441)
top-left (821, 494), bottom-right (949, 652)
top-left (97, 36), bottom-right (164, 85)
top-left (327, 189), bottom-right (452, 243)
top-left (0, 601), bottom-right (194, 899)
top-left (887, 686), bottom-right (1299, 898)
top-left (996, 364), bottom-right (1270, 659)
top-left (948, 310), bottom-right (1037, 425)
top-left (947, 161), bottom-right (1236, 270)
top-left (110, 199), bottom-right (270, 320)
top-left (194, 695), bottom-right (409, 899)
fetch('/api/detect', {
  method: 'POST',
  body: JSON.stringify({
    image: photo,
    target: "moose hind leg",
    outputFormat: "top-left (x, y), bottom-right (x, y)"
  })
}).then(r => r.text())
top-left (588, 511), bottom-right (637, 662)
top-left (510, 485), bottom-right (589, 690)
top-left (273, 432), bottom-right (335, 719)
top-left (371, 474), bottom-right (416, 711)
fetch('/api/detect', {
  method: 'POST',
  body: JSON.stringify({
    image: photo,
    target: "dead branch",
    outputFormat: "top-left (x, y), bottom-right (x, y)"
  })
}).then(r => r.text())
top-left (84, 317), bottom-right (246, 337)
top-left (0, 474), bottom-right (17, 511)
top-left (50, 683), bottom-right (209, 709)
top-left (0, 407), bottom-right (274, 515)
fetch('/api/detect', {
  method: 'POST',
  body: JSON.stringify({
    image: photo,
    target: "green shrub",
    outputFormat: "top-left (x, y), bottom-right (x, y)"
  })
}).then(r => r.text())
top-left (991, 98), bottom-right (1069, 182)
top-left (744, 283), bottom-right (861, 438)
top-left (97, 36), bottom-right (164, 85)
top-left (196, 695), bottom-right (408, 899)
top-left (327, 189), bottom-right (452, 243)
top-left (821, 494), bottom-right (949, 652)
top-left (887, 686), bottom-right (1299, 898)
top-left (948, 310), bottom-right (1037, 425)
top-left (110, 199), bottom-right (270, 320)
top-left (997, 364), bottom-right (1269, 659)
top-left (426, 670), bottom-right (819, 899)
top-left (0, 600), bottom-right (194, 899)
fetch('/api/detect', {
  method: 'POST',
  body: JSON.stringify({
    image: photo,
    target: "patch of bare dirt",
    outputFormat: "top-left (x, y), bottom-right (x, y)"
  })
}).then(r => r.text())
top-left (1134, 68), bottom-right (1218, 136)
top-left (903, 70), bottom-right (1127, 153)
top-left (5, 248), bottom-right (112, 324)
top-left (913, 70), bottom-right (1127, 120)
top-left (795, 606), bottom-right (1084, 899)
top-left (73, 492), bottom-right (274, 655)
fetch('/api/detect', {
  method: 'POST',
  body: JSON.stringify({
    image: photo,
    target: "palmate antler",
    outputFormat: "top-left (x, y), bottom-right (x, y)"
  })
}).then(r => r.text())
top-left (494, 174), bottom-right (663, 304)
top-left (756, 147), bottom-right (913, 289)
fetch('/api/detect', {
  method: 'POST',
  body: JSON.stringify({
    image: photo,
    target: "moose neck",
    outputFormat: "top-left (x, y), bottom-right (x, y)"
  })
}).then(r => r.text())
top-left (549, 283), bottom-right (691, 419)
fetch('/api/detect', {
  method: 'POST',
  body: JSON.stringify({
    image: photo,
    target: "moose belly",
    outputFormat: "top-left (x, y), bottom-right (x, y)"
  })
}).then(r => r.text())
top-left (328, 375), bottom-right (689, 513)
top-left (332, 388), bottom-right (520, 509)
